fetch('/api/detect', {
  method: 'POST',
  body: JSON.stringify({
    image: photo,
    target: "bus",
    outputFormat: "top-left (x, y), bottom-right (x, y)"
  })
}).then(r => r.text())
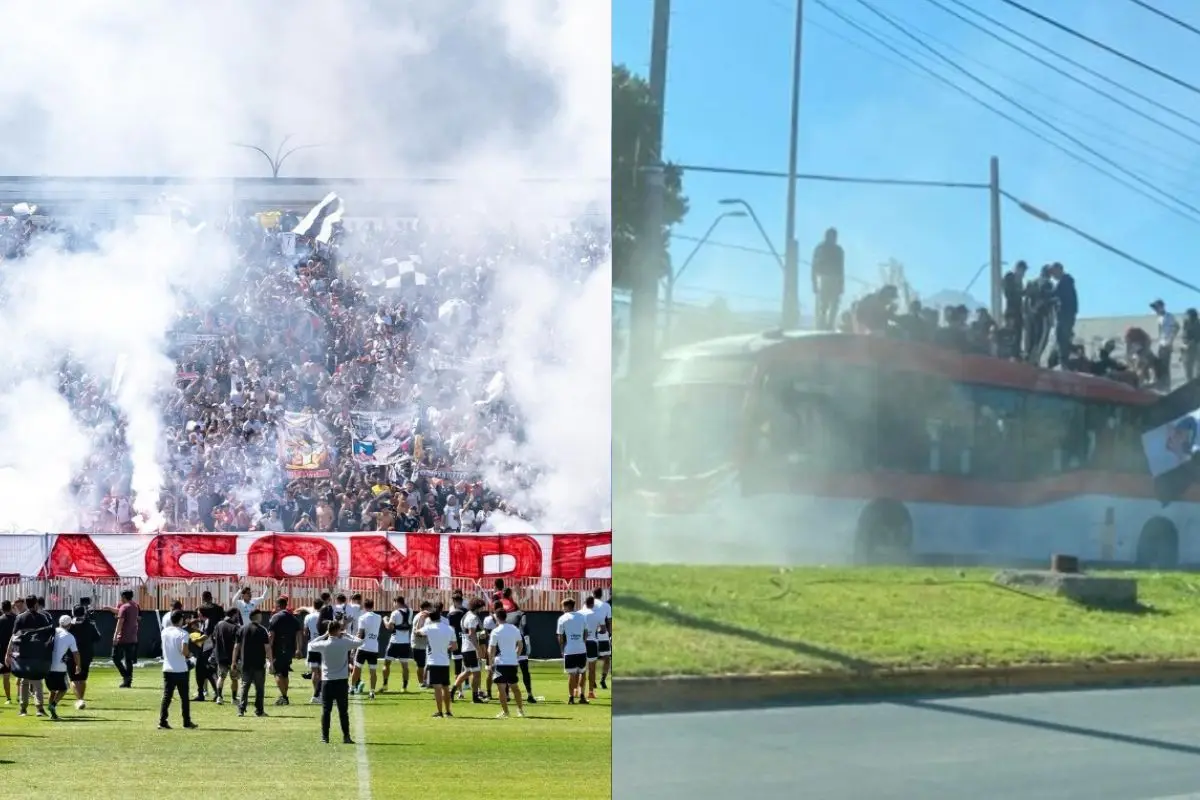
top-left (627, 329), bottom-right (1198, 569)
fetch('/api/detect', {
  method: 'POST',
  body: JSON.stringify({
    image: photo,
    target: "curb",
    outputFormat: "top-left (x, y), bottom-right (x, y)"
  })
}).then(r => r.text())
top-left (614, 660), bottom-right (1200, 715)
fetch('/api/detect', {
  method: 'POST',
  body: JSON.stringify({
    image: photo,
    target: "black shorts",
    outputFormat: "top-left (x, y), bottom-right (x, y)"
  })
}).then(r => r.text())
top-left (598, 640), bottom-right (611, 656)
top-left (355, 649), bottom-right (379, 667)
top-left (386, 642), bottom-right (411, 662)
top-left (46, 672), bottom-right (69, 692)
top-left (307, 650), bottom-right (322, 665)
top-left (0, 663), bottom-right (9, 675)
top-left (462, 651), bottom-right (481, 672)
top-left (426, 665), bottom-right (450, 687)
top-left (413, 647), bottom-right (427, 669)
top-left (493, 664), bottom-right (519, 685)
top-left (563, 653), bottom-right (587, 674)
top-left (272, 655), bottom-right (293, 675)
top-left (585, 640), bottom-right (599, 662)
top-left (69, 657), bottom-right (92, 682)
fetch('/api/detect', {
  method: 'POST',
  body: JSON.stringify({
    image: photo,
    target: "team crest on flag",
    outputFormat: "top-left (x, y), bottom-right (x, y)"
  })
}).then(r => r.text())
top-left (1141, 380), bottom-right (1200, 504)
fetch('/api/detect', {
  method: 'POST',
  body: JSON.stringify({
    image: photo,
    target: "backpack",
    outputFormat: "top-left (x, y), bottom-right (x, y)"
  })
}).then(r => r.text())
top-left (10, 626), bottom-right (56, 680)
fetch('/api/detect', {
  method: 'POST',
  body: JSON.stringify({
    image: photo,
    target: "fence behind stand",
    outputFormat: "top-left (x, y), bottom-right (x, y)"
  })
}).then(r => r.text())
top-left (7, 575), bottom-right (610, 612)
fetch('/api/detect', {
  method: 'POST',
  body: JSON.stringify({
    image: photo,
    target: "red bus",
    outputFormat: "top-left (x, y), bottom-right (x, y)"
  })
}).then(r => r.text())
top-left (631, 330), bottom-right (1195, 568)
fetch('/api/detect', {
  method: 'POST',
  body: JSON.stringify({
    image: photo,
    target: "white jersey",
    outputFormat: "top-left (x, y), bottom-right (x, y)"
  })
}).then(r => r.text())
top-left (50, 629), bottom-right (78, 673)
top-left (344, 603), bottom-right (363, 634)
top-left (357, 611), bottom-right (382, 654)
top-left (581, 607), bottom-right (603, 640)
top-left (417, 619), bottom-right (454, 667)
top-left (388, 608), bottom-right (412, 645)
top-left (594, 600), bottom-right (612, 642)
top-left (490, 622), bottom-right (522, 666)
top-left (556, 611), bottom-right (588, 656)
top-left (460, 611), bottom-right (479, 654)
top-left (411, 612), bottom-right (430, 650)
top-left (304, 612), bottom-right (322, 654)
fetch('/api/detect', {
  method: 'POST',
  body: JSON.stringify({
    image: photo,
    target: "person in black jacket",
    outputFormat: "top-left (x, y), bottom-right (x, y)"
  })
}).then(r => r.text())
top-left (1049, 262), bottom-right (1078, 370)
top-left (811, 228), bottom-right (845, 331)
top-left (69, 597), bottom-right (100, 709)
top-left (1024, 265), bottom-right (1056, 364)
top-left (0, 600), bottom-right (14, 704)
top-left (1000, 261), bottom-right (1028, 359)
top-left (1182, 308), bottom-right (1200, 382)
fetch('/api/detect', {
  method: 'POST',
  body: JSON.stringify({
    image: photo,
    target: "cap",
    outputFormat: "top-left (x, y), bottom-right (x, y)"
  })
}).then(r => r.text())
top-left (1151, 299), bottom-right (1165, 309)
top-left (58, 615), bottom-right (73, 628)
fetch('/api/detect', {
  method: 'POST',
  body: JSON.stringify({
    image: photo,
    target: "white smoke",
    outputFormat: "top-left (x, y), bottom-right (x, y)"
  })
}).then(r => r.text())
top-left (0, 1), bottom-right (610, 534)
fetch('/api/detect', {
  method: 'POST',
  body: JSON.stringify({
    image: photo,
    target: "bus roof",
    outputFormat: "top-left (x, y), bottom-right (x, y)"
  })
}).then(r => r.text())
top-left (662, 330), bottom-right (1155, 405)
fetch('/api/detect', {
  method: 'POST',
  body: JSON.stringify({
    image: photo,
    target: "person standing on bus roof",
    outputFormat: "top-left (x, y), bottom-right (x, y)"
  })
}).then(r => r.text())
top-left (1182, 309), bottom-right (1200, 383)
top-left (1001, 261), bottom-right (1028, 359)
top-left (1048, 262), bottom-right (1077, 372)
top-left (1151, 299), bottom-right (1178, 391)
top-left (811, 228), bottom-right (844, 331)
top-left (1023, 265), bottom-right (1055, 365)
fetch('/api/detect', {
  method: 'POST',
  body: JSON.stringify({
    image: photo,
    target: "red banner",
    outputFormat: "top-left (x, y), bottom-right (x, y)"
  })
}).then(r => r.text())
top-left (2, 531), bottom-right (611, 581)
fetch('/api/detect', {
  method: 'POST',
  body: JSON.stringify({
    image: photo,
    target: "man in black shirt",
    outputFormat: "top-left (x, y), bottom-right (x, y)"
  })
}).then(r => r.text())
top-left (0, 600), bottom-right (14, 704)
top-left (10, 595), bottom-right (49, 715)
top-left (232, 608), bottom-right (270, 717)
top-left (267, 597), bottom-right (301, 706)
top-left (1000, 261), bottom-right (1028, 359)
top-left (69, 597), bottom-right (100, 709)
top-left (447, 592), bottom-right (466, 684)
top-left (1048, 262), bottom-right (1078, 371)
top-left (811, 227), bottom-right (845, 331)
top-left (212, 608), bottom-right (241, 705)
top-left (193, 591), bottom-right (223, 702)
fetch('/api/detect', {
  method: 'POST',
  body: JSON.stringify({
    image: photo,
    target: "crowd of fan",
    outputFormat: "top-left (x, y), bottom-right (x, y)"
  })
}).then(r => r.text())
top-left (2, 204), bottom-right (608, 534)
top-left (837, 259), bottom-right (1198, 393)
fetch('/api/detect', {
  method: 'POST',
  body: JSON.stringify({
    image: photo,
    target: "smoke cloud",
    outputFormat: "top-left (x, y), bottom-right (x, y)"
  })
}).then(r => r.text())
top-left (0, 0), bottom-right (611, 534)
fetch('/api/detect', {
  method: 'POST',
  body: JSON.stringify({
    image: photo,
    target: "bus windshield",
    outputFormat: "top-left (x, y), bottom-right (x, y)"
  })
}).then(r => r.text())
top-left (651, 356), bottom-right (753, 478)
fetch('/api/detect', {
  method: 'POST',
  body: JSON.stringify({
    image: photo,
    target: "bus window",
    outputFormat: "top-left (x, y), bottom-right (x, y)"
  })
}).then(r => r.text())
top-left (924, 379), bottom-right (973, 476)
top-left (755, 365), bottom-right (875, 474)
top-left (1083, 402), bottom-right (1118, 470)
top-left (970, 385), bottom-right (1024, 480)
top-left (1110, 404), bottom-right (1150, 474)
top-left (877, 369), bottom-right (935, 472)
top-left (653, 383), bottom-right (747, 477)
top-left (1023, 394), bottom-right (1081, 476)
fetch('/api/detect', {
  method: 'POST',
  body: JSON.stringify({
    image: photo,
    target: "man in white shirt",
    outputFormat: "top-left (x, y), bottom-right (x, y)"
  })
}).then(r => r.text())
top-left (592, 588), bottom-right (612, 690)
top-left (410, 601), bottom-right (432, 689)
top-left (556, 598), bottom-right (590, 705)
top-left (382, 596), bottom-right (413, 693)
top-left (159, 610), bottom-right (198, 730)
top-left (235, 586), bottom-right (269, 626)
top-left (451, 598), bottom-right (486, 704)
top-left (350, 599), bottom-right (382, 699)
top-left (344, 593), bottom-right (364, 637)
top-left (1152, 299), bottom-right (1180, 391)
top-left (46, 616), bottom-right (80, 721)
top-left (488, 608), bottom-right (526, 719)
top-left (161, 600), bottom-right (183, 634)
top-left (581, 596), bottom-right (604, 700)
top-left (414, 603), bottom-right (456, 718)
top-left (303, 599), bottom-right (326, 704)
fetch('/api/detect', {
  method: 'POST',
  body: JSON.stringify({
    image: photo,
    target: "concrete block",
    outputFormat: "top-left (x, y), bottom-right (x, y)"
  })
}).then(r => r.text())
top-left (994, 570), bottom-right (1138, 608)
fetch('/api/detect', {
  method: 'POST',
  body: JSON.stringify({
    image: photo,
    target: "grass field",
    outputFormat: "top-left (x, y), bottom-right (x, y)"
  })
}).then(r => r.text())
top-left (620, 564), bottom-right (1200, 677)
top-left (0, 660), bottom-right (610, 800)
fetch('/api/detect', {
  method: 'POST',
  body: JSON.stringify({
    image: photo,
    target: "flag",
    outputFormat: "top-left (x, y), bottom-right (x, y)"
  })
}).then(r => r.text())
top-left (375, 257), bottom-right (427, 289)
top-left (1141, 380), bottom-right (1200, 504)
top-left (293, 192), bottom-right (344, 245)
top-left (158, 194), bottom-right (206, 234)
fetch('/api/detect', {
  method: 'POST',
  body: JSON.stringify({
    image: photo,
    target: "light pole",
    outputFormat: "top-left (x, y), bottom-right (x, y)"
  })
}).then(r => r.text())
top-left (663, 210), bottom-right (747, 345)
top-left (718, 198), bottom-right (785, 272)
top-left (964, 259), bottom-right (1008, 295)
top-left (232, 134), bottom-right (324, 178)
top-left (782, 0), bottom-right (806, 330)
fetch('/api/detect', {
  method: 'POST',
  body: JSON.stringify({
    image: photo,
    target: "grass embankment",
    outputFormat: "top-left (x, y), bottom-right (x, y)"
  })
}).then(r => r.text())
top-left (619, 564), bottom-right (1200, 678)
top-left (0, 662), bottom-right (610, 800)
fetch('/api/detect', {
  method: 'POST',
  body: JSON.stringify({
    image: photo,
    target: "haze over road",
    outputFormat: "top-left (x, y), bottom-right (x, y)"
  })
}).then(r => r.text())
top-left (614, 686), bottom-right (1200, 799)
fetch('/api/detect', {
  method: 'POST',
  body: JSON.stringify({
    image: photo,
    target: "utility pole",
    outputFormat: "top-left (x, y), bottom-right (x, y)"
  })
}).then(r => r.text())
top-left (782, 0), bottom-right (805, 330)
top-left (627, 0), bottom-right (671, 388)
top-left (989, 156), bottom-right (1003, 320)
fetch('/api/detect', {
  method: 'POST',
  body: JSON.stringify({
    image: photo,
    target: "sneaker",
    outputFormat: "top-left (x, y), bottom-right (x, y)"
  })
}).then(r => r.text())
top-left (310, 696), bottom-right (321, 704)
top-left (445, 711), bottom-right (453, 718)
top-left (215, 696), bottom-right (223, 705)
top-left (527, 696), bottom-right (538, 704)
top-left (237, 708), bottom-right (246, 717)
top-left (567, 697), bottom-right (575, 705)
top-left (274, 697), bottom-right (287, 706)
top-left (183, 722), bottom-right (199, 729)
top-left (368, 691), bottom-right (376, 700)
top-left (321, 737), bottom-right (329, 744)
top-left (343, 736), bottom-right (354, 745)
top-left (158, 722), bottom-right (171, 730)
top-left (35, 707), bottom-right (46, 717)
top-left (600, 679), bottom-right (608, 690)
top-left (588, 691), bottom-right (596, 700)
top-left (18, 709), bottom-right (27, 717)
top-left (75, 700), bottom-right (86, 710)
top-left (496, 711), bottom-right (509, 719)
top-left (579, 698), bottom-right (590, 705)
top-left (255, 710), bottom-right (268, 717)
top-left (516, 710), bottom-right (526, 718)
top-left (193, 695), bottom-right (206, 703)
top-left (47, 705), bottom-right (58, 720)
top-left (432, 712), bottom-right (443, 718)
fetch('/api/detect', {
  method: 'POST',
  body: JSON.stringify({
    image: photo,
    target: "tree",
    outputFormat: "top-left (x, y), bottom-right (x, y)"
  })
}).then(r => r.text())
top-left (612, 64), bottom-right (689, 290)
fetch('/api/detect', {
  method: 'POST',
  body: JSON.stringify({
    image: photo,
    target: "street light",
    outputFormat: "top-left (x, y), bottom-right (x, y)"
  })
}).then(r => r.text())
top-left (232, 134), bottom-right (325, 178)
top-left (964, 259), bottom-right (1008, 295)
top-left (718, 198), bottom-right (785, 272)
top-left (662, 210), bottom-right (747, 346)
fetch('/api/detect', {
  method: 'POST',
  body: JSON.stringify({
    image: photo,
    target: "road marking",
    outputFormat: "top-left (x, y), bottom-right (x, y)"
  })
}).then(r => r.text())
top-left (352, 694), bottom-right (373, 800)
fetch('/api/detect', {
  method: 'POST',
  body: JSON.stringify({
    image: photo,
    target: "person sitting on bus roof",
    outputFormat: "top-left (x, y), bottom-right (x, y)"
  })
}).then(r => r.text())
top-left (894, 300), bottom-right (932, 343)
top-left (855, 285), bottom-right (899, 334)
top-left (967, 309), bottom-right (996, 356)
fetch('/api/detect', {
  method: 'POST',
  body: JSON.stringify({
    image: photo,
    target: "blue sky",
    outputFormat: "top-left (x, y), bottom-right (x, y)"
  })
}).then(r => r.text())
top-left (613, 0), bottom-right (1200, 318)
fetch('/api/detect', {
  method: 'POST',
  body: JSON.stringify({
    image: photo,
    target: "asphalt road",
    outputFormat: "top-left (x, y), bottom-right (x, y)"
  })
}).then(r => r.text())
top-left (614, 686), bottom-right (1200, 800)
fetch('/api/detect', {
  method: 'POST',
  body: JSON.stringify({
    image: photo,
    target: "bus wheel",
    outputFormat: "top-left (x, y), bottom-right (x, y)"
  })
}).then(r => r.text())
top-left (1135, 517), bottom-right (1179, 570)
top-left (855, 500), bottom-right (913, 565)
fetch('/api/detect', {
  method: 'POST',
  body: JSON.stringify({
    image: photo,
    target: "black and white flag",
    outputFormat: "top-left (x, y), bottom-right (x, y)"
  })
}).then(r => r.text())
top-left (1141, 379), bottom-right (1200, 504)
top-left (293, 192), bottom-right (344, 245)
top-left (375, 256), bottom-right (428, 289)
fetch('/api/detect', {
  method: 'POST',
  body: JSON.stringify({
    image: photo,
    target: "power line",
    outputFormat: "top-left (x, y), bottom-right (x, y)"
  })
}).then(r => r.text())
top-left (927, 0), bottom-right (1200, 145)
top-left (827, 3), bottom-right (1200, 184)
top-left (1127, 0), bottom-right (1200, 38)
top-left (673, 162), bottom-right (986, 189)
top-left (840, 0), bottom-right (1200, 224)
top-left (998, 0), bottom-right (1200, 98)
top-left (1003, 190), bottom-right (1200, 294)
